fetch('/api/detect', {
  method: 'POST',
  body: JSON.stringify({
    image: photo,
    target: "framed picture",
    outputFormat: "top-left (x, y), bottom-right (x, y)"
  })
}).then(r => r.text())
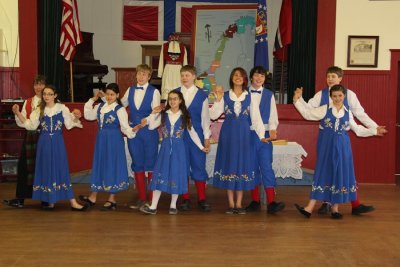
top-left (347, 35), bottom-right (379, 67)
top-left (191, 4), bottom-right (257, 96)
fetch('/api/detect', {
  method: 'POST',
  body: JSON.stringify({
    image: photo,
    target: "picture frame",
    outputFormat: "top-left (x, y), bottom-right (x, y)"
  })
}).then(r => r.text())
top-left (347, 35), bottom-right (379, 67)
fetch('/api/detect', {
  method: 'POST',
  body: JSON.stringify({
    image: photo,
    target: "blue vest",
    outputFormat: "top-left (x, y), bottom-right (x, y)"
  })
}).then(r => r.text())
top-left (128, 85), bottom-right (156, 126)
top-left (177, 87), bottom-right (207, 139)
top-left (258, 88), bottom-right (273, 125)
top-left (320, 87), bottom-right (349, 109)
top-left (96, 102), bottom-right (121, 130)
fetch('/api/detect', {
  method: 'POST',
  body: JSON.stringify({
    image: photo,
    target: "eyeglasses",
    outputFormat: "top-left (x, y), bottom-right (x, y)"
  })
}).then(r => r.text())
top-left (42, 93), bottom-right (54, 96)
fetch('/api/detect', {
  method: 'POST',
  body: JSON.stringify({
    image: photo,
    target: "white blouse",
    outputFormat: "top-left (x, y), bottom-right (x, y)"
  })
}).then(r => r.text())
top-left (294, 100), bottom-right (377, 137)
top-left (23, 103), bottom-right (82, 131)
top-left (148, 109), bottom-right (204, 150)
top-left (209, 90), bottom-right (266, 140)
top-left (84, 99), bottom-right (135, 139)
top-left (15, 95), bottom-right (41, 128)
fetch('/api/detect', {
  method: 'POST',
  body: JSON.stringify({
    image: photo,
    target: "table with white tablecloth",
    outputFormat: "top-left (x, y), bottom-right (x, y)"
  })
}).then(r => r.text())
top-left (206, 141), bottom-right (308, 180)
top-left (124, 139), bottom-right (307, 180)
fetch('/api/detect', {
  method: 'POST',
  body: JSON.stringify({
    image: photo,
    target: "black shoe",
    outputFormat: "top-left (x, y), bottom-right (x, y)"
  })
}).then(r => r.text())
top-left (78, 195), bottom-right (96, 206)
top-left (3, 199), bottom-right (24, 208)
top-left (140, 205), bottom-right (157, 215)
top-left (267, 201), bottom-right (285, 214)
top-left (169, 208), bottom-right (178, 215)
top-left (294, 204), bottom-right (311, 218)
top-left (42, 204), bottom-right (55, 211)
top-left (245, 201), bottom-right (261, 212)
top-left (352, 204), bottom-right (375, 215)
top-left (41, 201), bottom-right (49, 207)
top-left (100, 201), bottom-right (117, 211)
top-left (236, 208), bottom-right (246, 215)
top-left (317, 202), bottom-right (331, 215)
top-left (71, 203), bottom-right (89, 212)
top-left (331, 212), bottom-right (343, 219)
top-left (179, 199), bottom-right (191, 211)
top-left (225, 208), bottom-right (236, 214)
top-left (198, 200), bottom-right (211, 212)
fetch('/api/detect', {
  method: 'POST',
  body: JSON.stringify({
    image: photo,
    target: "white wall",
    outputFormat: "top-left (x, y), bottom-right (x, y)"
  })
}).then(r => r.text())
top-left (335, 0), bottom-right (400, 70)
top-left (77, 0), bottom-right (282, 83)
top-left (77, 0), bottom-right (163, 84)
top-left (0, 0), bottom-right (19, 67)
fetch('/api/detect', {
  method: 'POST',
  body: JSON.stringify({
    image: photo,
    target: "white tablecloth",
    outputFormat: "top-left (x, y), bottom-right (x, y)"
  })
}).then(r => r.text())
top-left (206, 142), bottom-right (307, 180)
top-left (125, 139), bottom-right (307, 180)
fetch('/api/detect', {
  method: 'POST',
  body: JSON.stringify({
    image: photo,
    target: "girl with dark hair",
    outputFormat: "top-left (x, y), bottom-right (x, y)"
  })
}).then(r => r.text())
top-left (210, 67), bottom-right (269, 215)
top-left (140, 90), bottom-right (208, 215)
top-left (13, 85), bottom-right (88, 211)
top-left (80, 83), bottom-right (136, 211)
top-left (293, 84), bottom-right (386, 219)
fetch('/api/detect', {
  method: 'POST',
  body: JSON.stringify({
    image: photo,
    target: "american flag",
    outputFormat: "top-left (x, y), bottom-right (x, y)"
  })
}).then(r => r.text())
top-left (60, 0), bottom-right (82, 61)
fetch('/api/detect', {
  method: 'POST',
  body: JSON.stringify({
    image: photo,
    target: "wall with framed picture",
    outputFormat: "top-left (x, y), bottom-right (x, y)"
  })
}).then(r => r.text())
top-left (347, 35), bottom-right (379, 67)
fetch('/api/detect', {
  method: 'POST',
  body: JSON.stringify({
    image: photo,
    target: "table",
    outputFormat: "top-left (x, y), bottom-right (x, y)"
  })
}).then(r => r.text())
top-left (124, 139), bottom-right (307, 180)
top-left (206, 142), bottom-right (307, 180)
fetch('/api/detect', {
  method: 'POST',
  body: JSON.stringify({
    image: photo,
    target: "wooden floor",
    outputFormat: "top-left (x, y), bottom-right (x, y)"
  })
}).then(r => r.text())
top-left (0, 183), bottom-right (399, 267)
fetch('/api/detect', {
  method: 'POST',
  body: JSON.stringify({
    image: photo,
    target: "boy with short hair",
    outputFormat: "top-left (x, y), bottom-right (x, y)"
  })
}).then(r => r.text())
top-left (176, 65), bottom-right (211, 211)
top-left (246, 66), bottom-right (285, 214)
top-left (121, 64), bottom-right (161, 209)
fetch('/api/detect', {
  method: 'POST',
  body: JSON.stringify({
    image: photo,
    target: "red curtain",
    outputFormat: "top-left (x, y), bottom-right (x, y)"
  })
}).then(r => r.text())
top-left (123, 6), bottom-right (158, 41)
top-left (181, 7), bottom-right (192, 33)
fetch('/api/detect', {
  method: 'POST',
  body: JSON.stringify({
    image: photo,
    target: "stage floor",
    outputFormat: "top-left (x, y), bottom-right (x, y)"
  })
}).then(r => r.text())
top-left (0, 183), bottom-right (399, 267)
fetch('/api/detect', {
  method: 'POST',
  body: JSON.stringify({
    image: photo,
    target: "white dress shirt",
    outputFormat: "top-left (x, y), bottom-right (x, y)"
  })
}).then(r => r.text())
top-left (148, 109), bottom-right (204, 150)
top-left (84, 99), bottom-right (135, 139)
top-left (209, 90), bottom-right (266, 140)
top-left (294, 100), bottom-right (377, 137)
top-left (23, 103), bottom-right (82, 131)
top-left (120, 82), bottom-right (161, 125)
top-left (15, 95), bottom-right (41, 128)
top-left (249, 85), bottom-right (279, 131)
top-left (298, 87), bottom-right (378, 129)
top-left (180, 85), bottom-right (211, 139)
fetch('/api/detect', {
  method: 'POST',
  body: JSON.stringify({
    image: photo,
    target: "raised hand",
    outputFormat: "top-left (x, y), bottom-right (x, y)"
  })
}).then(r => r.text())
top-left (12, 104), bottom-right (20, 115)
top-left (92, 90), bottom-right (104, 102)
top-left (293, 87), bottom-right (303, 102)
top-left (376, 126), bottom-right (387, 136)
top-left (72, 109), bottom-right (82, 119)
top-left (152, 105), bottom-right (163, 114)
top-left (213, 85), bottom-right (224, 102)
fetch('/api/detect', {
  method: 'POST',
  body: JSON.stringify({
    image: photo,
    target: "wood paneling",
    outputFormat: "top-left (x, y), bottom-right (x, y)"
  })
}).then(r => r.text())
top-left (0, 67), bottom-right (20, 99)
top-left (342, 70), bottom-right (394, 183)
top-left (18, 0), bottom-right (38, 99)
top-left (315, 0), bottom-right (336, 91)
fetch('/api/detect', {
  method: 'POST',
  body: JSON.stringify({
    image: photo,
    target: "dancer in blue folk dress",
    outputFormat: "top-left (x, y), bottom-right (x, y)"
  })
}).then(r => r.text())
top-left (293, 85), bottom-right (386, 219)
top-left (13, 85), bottom-right (88, 211)
top-left (79, 83), bottom-right (136, 211)
top-left (140, 90), bottom-right (208, 215)
top-left (210, 67), bottom-right (270, 214)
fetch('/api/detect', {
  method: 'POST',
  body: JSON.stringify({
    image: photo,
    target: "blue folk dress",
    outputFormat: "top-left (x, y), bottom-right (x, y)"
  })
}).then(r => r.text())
top-left (311, 106), bottom-right (357, 204)
top-left (149, 112), bottom-right (189, 195)
top-left (90, 103), bottom-right (129, 193)
top-left (213, 92), bottom-right (257, 191)
top-left (32, 104), bottom-right (76, 204)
